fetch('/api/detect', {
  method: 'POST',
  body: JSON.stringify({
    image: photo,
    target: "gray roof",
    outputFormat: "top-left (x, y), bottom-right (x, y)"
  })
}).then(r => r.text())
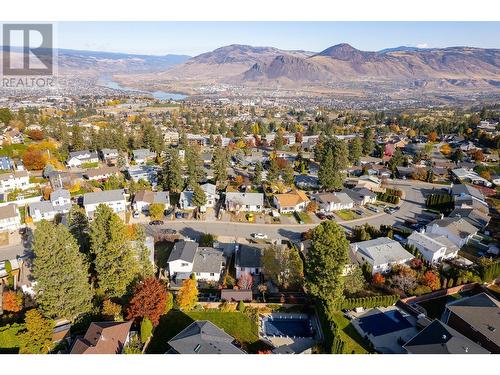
top-left (342, 188), bottom-right (376, 203)
top-left (68, 150), bottom-right (98, 159)
top-left (201, 183), bottom-right (216, 196)
top-left (168, 240), bottom-right (198, 263)
top-left (29, 200), bottom-right (61, 215)
top-left (132, 148), bottom-right (155, 159)
top-left (314, 192), bottom-right (354, 205)
top-left (451, 184), bottom-right (485, 202)
top-left (0, 204), bottom-right (18, 220)
top-left (236, 244), bottom-right (265, 268)
top-left (168, 320), bottom-right (244, 354)
top-left (449, 208), bottom-right (490, 229)
top-left (225, 192), bottom-right (263, 207)
top-left (408, 231), bottom-right (459, 255)
top-left (50, 189), bottom-right (70, 201)
top-left (445, 293), bottom-right (500, 346)
top-left (192, 247), bottom-right (224, 274)
top-left (427, 217), bottom-right (479, 238)
top-left (83, 189), bottom-right (125, 205)
top-left (133, 190), bottom-right (170, 205)
top-left (352, 237), bottom-right (414, 266)
top-left (404, 320), bottom-right (489, 354)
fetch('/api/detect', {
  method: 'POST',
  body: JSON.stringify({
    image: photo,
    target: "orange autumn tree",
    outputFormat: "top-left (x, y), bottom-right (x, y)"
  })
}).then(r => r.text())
top-left (22, 147), bottom-right (48, 170)
top-left (372, 273), bottom-right (385, 285)
top-left (2, 290), bottom-right (23, 312)
top-left (176, 277), bottom-right (198, 311)
top-left (421, 271), bottom-right (441, 291)
top-left (126, 277), bottom-right (167, 327)
top-left (428, 131), bottom-right (438, 142)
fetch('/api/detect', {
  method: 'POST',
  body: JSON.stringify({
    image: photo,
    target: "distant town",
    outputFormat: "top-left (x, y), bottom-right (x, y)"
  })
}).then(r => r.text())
top-left (0, 85), bottom-right (499, 355)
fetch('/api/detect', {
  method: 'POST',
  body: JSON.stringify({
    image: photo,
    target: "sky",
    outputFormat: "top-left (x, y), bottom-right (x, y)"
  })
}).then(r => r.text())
top-left (51, 22), bottom-right (500, 56)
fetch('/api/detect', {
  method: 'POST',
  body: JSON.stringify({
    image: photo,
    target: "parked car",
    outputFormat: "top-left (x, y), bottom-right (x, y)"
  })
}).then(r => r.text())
top-left (182, 212), bottom-right (189, 219)
top-left (251, 233), bottom-right (268, 240)
top-left (162, 229), bottom-right (177, 235)
top-left (367, 205), bottom-right (379, 213)
top-left (316, 212), bottom-right (327, 220)
top-left (355, 209), bottom-right (364, 216)
top-left (384, 207), bottom-right (396, 214)
top-left (132, 211), bottom-right (140, 219)
top-left (149, 220), bottom-right (164, 225)
top-left (175, 212), bottom-right (183, 219)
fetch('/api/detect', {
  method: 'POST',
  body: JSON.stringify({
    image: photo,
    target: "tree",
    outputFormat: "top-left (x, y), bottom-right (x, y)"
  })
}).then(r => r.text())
top-left (185, 147), bottom-right (204, 187)
top-left (192, 183), bottom-right (207, 209)
top-left (372, 273), bottom-right (385, 285)
top-left (158, 149), bottom-right (183, 192)
top-left (262, 245), bottom-right (303, 289)
top-left (18, 309), bottom-right (54, 354)
top-left (318, 148), bottom-right (336, 190)
top-left (32, 221), bottom-right (93, 320)
top-left (237, 272), bottom-right (253, 290)
top-left (102, 299), bottom-right (122, 321)
top-left (421, 271), bottom-right (441, 291)
top-left (164, 292), bottom-right (174, 315)
top-left (274, 130), bottom-right (285, 150)
top-left (343, 266), bottom-right (365, 295)
top-left (318, 138), bottom-right (348, 191)
top-left (149, 203), bottom-right (165, 220)
top-left (90, 205), bottom-right (138, 298)
top-left (70, 124), bottom-right (86, 151)
top-left (134, 225), bottom-right (155, 280)
top-left (362, 128), bottom-right (375, 155)
top-left (213, 145), bottom-right (228, 184)
top-left (176, 278), bottom-right (198, 311)
top-left (306, 201), bottom-right (318, 213)
top-left (428, 131), bottom-right (438, 142)
top-left (266, 158), bottom-right (280, 185)
top-left (2, 290), bottom-right (23, 312)
top-left (349, 136), bottom-right (363, 166)
top-left (22, 147), bottom-right (48, 170)
top-left (126, 277), bottom-right (167, 327)
top-left (258, 284), bottom-right (268, 302)
top-left (0, 107), bottom-right (13, 125)
top-left (253, 161), bottom-right (263, 186)
top-left (67, 206), bottom-right (91, 260)
top-left (305, 221), bottom-right (349, 303)
top-left (281, 161), bottom-right (295, 186)
top-left (140, 317), bottom-right (153, 343)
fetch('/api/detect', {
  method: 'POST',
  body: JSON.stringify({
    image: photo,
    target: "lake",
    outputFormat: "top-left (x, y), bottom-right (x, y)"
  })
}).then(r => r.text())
top-left (98, 77), bottom-right (187, 101)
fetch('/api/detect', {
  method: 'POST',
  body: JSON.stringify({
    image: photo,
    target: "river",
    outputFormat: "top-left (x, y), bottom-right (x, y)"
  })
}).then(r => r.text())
top-left (98, 76), bottom-right (187, 101)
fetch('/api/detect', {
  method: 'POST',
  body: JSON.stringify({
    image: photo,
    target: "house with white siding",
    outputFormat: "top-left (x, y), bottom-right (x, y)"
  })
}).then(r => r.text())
top-left (0, 171), bottom-right (30, 194)
top-left (82, 189), bottom-right (126, 218)
top-left (312, 192), bottom-right (354, 212)
top-left (225, 192), bottom-right (264, 212)
top-left (28, 189), bottom-right (72, 222)
top-left (407, 230), bottom-right (459, 264)
top-left (425, 217), bottom-right (478, 249)
top-left (0, 204), bottom-right (21, 232)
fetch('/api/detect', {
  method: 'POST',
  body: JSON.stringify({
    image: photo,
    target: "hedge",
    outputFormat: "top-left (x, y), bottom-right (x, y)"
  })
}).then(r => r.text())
top-left (479, 260), bottom-right (500, 282)
top-left (377, 193), bottom-right (400, 204)
top-left (316, 302), bottom-right (346, 354)
top-left (329, 295), bottom-right (400, 310)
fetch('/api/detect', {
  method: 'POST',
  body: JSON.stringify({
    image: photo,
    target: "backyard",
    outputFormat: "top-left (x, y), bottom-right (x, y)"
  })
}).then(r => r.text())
top-left (146, 310), bottom-right (265, 354)
top-left (417, 290), bottom-right (477, 319)
top-left (330, 311), bottom-right (371, 354)
top-left (0, 323), bottom-right (23, 354)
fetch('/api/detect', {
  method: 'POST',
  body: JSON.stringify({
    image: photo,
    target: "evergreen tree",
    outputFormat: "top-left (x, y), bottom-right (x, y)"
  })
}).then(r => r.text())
top-left (67, 206), bottom-right (91, 261)
top-left (362, 128), bottom-right (375, 156)
top-left (158, 149), bottom-right (184, 192)
top-left (253, 161), bottom-right (263, 186)
top-left (266, 159), bottom-right (280, 185)
top-left (135, 225), bottom-right (154, 280)
top-left (274, 130), bottom-right (285, 150)
top-left (349, 136), bottom-right (363, 166)
top-left (305, 221), bottom-right (349, 304)
top-left (192, 183), bottom-right (207, 209)
top-left (185, 147), bottom-right (204, 188)
top-left (90, 205), bottom-right (138, 298)
top-left (282, 161), bottom-right (295, 186)
top-left (70, 124), bottom-right (86, 152)
top-left (318, 148), bottom-right (336, 190)
top-left (213, 145), bottom-right (228, 184)
top-left (32, 221), bottom-right (93, 320)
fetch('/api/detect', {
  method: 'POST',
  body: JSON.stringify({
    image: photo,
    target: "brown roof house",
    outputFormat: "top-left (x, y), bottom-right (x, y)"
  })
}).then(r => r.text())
top-left (70, 321), bottom-right (133, 354)
top-left (273, 190), bottom-right (309, 213)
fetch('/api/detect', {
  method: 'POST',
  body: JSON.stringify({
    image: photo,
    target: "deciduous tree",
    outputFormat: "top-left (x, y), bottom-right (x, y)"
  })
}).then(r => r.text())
top-left (237, 272), bottom-right (253, 290)
top-left (18, 309), bottom-right (54, 354)
top-left (126, 277), bottom-right (167, 327)
top-left (176, 278), bottom-right (198, 311)
top-left (2, 290), bottom-right (23, 312)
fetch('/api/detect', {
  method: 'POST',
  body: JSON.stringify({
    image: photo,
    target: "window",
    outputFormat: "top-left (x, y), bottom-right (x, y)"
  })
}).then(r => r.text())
top-left (210, 273), bottom-right (215, 276)
top-left (196, 272), bottom-right (200, 276)
top-left (181, 262), bottom-right (189, 267)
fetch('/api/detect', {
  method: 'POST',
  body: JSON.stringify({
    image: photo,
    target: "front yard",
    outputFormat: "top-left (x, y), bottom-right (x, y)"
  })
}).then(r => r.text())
top-left (146, 310), bottom-right (264, 354)
top-left (335, 209), bottom-right (359, 221)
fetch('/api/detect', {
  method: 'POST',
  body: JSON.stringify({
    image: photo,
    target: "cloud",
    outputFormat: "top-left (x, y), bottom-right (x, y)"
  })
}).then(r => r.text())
top-left (417, 43), bottom-right (429, 49)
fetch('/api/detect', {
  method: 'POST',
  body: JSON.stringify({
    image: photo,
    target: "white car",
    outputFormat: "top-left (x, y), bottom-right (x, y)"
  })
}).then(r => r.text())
top-left (251, 233), bottom-right (268, 240)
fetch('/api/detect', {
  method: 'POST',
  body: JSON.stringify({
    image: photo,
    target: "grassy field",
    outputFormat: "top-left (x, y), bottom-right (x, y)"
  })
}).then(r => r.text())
top-left (0, 324), bottom-right (23, 353)
top-left (330, 311), bottom-right (371, 354)
top-left (336, 209), bottom-right (358, 221)
top-left (146, 310), bottom-right (263, 354)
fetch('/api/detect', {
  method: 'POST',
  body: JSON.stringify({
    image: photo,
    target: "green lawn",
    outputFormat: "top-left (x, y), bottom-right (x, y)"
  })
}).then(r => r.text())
top-left (330, 311), bottom-right (371, 354)
top-left (295, 211), bottom-right (312, 224)
top-left (0, 324), bottom-right (23, 353)
top-left (336, 209), bottom-right (358, 221)
top-left (0, 144), bottom-right (28, 158)
top-left (146, 310), bottom-right (263, 354)
top-left (81, 162), bottom-right (99, 169)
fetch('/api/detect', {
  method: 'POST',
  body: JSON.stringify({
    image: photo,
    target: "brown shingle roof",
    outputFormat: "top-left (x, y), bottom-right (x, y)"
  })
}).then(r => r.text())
top-left (70, 321), bottom-right (132, 354)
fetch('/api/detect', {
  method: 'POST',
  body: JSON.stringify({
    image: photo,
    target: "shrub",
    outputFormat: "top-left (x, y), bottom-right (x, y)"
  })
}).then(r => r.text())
top-left (411, 285), bottom-right (432, 296)
top-left (237, 301), bottom-right (246, 312)
top-left (140, 318), bottom-right (153, 344)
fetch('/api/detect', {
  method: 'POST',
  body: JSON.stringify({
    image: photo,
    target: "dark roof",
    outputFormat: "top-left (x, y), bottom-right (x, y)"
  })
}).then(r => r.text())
top-left (445, 293), bottom-right (500, 346)
top-left (168, 321), bottom-right (245, 354)
top-left (449, 208), bottom-right (490, 229)
top-left (168, 240), bottom-right (198, 263)
top-left (403, 320), bottom-right (489, 354)
top-left (451, 184), bottom-right (485, 201)
top-left (235, 244), bottom-right (265, 268)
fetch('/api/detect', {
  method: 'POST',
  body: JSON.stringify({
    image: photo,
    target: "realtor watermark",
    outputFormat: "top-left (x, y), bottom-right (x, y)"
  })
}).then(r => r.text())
top-left (1, 23), bottom-right (57, 89)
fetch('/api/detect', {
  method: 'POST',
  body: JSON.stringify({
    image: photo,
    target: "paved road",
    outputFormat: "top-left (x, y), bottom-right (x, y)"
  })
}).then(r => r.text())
top-left (146, 180), bottom-right (441, 242)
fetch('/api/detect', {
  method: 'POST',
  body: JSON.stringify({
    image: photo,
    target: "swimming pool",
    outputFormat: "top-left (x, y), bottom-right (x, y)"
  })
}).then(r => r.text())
top-left (358, 310), bottom-right (412, 337)
top-left (262, 315), bottom-right (313, 338)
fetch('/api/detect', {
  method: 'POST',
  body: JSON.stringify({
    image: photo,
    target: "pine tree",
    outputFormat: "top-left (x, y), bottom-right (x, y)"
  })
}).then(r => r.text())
top-left (266, 159), bottom-right (280, 185)
top-left (254, 161), bottom-right (263, 186)
top-left (282, 161), bottom-right (295, 186)
top-left (134, 225), bottom-right (154, 280)
top-left (305, 221), bottom-right (349, 304)
top-left (192, 183), bottom-right (207, 209)
top-left (158, 149), bottom-right (184, 193)
top-left (32, 221), bottom-right (93, 320)
top-left (90, 205), bottom-right (138, 298)
top-left (67, 206), bottom-right (91, 261)
top-left (349, 136), bottom-right (363, 166)
top-left (186, 147), bottom-right (204, 188)
top-left (318, 148), bottom-right (336, 190)
top-left (213, 145), bottom-right (228, 184)
top-left (362, 128), bottom-right (375, 156)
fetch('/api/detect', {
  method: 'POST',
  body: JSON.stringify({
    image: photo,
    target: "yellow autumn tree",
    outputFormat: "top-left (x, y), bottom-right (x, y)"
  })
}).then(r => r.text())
top-left (176, 278), bottom-right (198, 311)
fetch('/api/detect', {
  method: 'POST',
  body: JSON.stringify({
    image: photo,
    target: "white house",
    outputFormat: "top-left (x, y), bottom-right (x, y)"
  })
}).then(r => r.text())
top-left (312, 192), bottom-right (354, 212)
top-left (127, 165), bottom-right (158, 184)
top-left (200, 183), bottom-right (218, 209)
top-left (235, 243), bottom-right (265, 279)
top-left (0, 204), bottom-right (21, 232)
top-left (425, 217), bottom-right (478, 249)
top-left (0, 170), bottom-right (30, 194)
top-left (273, 190), bottom-right (310, 213)
top-left (132, 149), bottom-right (156, 164)
top-left (407, 230), bottom-right (459, 264)
top-left (100, 148), bottom-right (119, 165)
top-left (84, 166), bottom-right (120, 181)
top-left (82, 189), bottom-right (126, 218)
top-left (28, 189), bottom-right (72, 222)
top-left (167, 240), bottom-right (224, 283)
top-left (452, 168), bottom-right (492, 187)
top-left (132, 190), bottom-right (170, 213)
top-left (66, 150), bottom-right (99, 168)
top-left (225, 192), bottom-right (264, 212)
top-left (350, 237), bottom-right (415, 274)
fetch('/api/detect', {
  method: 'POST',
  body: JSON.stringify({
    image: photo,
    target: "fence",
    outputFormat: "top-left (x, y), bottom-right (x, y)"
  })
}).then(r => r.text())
top-left (401, 282), bottom-right (480, 304)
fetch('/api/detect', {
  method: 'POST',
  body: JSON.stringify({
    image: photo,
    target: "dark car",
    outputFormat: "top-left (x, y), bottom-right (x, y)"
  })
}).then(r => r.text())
top-left (355, 209), bottom-right (364, 216)
top-left (175, 212), bottom-right (183, 219)
top-left (316, 212), bottom-right (326, 220)
top-left (149, 220), bottom-right (164, 225)
top-left (162, 229), bottom-right (177, 235)
top-left (182, 212), bottom-right (189, 219)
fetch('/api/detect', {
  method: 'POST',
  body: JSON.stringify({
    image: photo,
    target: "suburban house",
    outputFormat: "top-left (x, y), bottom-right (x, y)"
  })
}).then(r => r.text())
top-left (425, 217), bottom-right (478, 248)
top-left (200, 183), bottom-right (218, 209)
top-left (0, 156), bottom-right (14, 171)
top-left (132, 148), bottom-right (156, 164)
top-left (449, 207), bottom-right (490, 230)
top-left (132, 190), bottom-right (170, 213)
top-left (225, 192), bottom-right (264, 212)
top-left (127, 165), bottom-right (158, 184)
top-left (28, 189), bottom-right (72, 222)
top-left (167, 320), bottom-right (245, 354)
top-left (407, 230), bottom-right (459, 264)
top-left (312, 192), bottom-right (354, 212)
top-left (355, 175), bottom-right (384, 193)
top-left (179, 190), bottom-right (196, 210)
top-left (66, 150), bottom-right (99, 168)
top-left (403, 320), bottom-right (490, 354)
top-left (235, 243), bottom-right (266, 279)
top-left (84, 166), bottom-right (120, 181)
top-left (273, 189), bottom-right (310, 213)
top-left (442, 293), bottom-right (499, 354)
top-left (451, 168), bottom-right (492, 187)
top-left (342, 188), bottom-right (377, 206)
top-left (0, 204), bottom-right (21, 232)
top-left (48, 171), bottom-right (82, 190)
top-left (100, 148), bottom-right (119, 165)
top-left (82, 189), bottom-right (126, 218)
top-left (451, 183), bottom-right (489, 213)
top-left (167, 240), bottom-right (225, 284)
top-left (70, 321), bottom-right (133, 354)
top-left (0, 170), bottom-right (30, 194)
top-left (350, 237), bottom-right (415, 274)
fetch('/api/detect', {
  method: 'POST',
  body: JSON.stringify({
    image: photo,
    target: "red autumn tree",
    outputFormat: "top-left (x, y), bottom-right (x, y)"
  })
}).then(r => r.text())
top-left (372, 273), bottom-right (385, 285)
top-left (26, 129), bottom-right (45, 141)
top-left (237, 272), bottom-right (253, 290)
top-left (2, 290), bottom-right (23, 312)
top-left (421, 271), bottom-right (441, 291)
top-left (126, 277), bottom-right (167, 327)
